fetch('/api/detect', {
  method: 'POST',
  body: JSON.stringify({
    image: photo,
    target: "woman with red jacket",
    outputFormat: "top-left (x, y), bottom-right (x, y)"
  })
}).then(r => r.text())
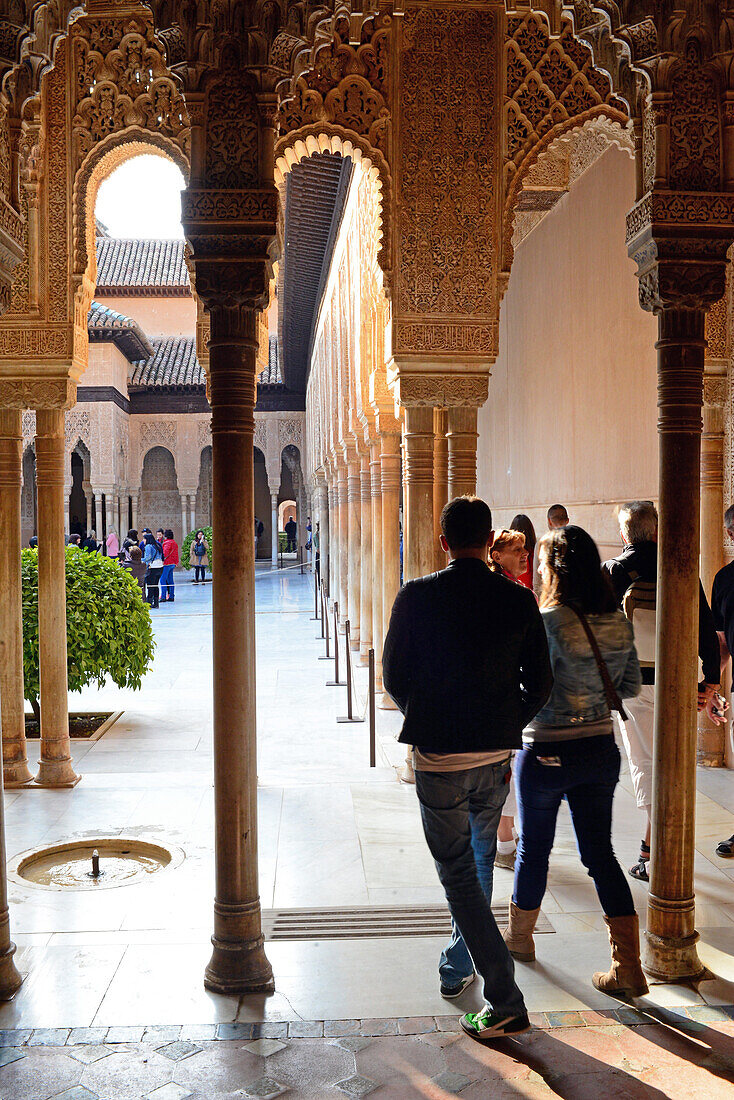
top-left (160, 528), bottom-right (180, 603)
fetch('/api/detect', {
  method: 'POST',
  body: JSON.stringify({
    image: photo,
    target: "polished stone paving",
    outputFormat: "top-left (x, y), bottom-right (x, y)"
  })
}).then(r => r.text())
top-left (5, 565), bottom-right (734, 1093)
top-left (3, 1011), bottom-right (734, 1098)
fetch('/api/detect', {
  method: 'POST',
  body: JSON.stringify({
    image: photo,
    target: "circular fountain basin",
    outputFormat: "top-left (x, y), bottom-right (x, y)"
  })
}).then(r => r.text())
top-left (9, 837), bottom-right (183, 891)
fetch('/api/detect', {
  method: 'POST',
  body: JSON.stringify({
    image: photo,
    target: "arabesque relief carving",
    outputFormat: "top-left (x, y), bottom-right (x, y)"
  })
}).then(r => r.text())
top-left (393, 5), bottom-right (499, 360)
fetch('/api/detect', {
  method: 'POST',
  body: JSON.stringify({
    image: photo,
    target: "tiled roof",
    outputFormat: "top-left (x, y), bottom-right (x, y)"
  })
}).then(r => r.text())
top-left (259, 336), bottom-right (283, 386)
top-left (95, 238), bottom-right (190, 296)
top-left (87, 301), bottom-right (153, 362)
top-left (130, 337), bottom-right (204, 388)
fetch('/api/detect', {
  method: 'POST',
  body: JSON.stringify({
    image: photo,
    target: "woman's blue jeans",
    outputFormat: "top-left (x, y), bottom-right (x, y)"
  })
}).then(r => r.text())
top-left (513, 736), bottom-right (634, 918)
top-left (160, 564), bottom-right (175, 599)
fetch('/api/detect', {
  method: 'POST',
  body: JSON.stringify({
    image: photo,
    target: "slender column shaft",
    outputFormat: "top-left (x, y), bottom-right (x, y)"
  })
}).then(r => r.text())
top-left (181, 495), bottom-right (188, 544)
top-left (104, 492), bottom-right (113, 543)
top-left (93, 493), bottom-right (102, 541)
top-left (699, 375), bottom-right (726, 765)
top-left (0, 438), bottom-right (23, 997)
top-left (205, 306), bottom-right (273, 995)
top-left (359, 451), bottom-right (372, 662)
top-left (433, 408), bottom-right (448, 571)
top-left (131, 493), bottom-right (138, 533)
top-left (370, 442), bottom-right (383, 687)
top-left (270, 494), bottom-right (278, 569)
top-left (34, 410), bottom-right (79, 788)
top-left (403, 406), bottom-right (434, 581)
top-left (646, 307), bottom-right (705, 981)
top-left (190, 496), bottom-right (197, 535)
top-left (0, 411), bottom-right (33, 787)
top-left (317, 482), bottom-right (329, 594)
top-left (337, 463), bottom-right (349, 622)
top-left (380, 433), bottom-right (401, 707)
top-left (329, 477), bottom-right (338, 602)
top-left (347, 457), bottom-right (361, 642)
top-left (447, 405), bottom-right (478, 498)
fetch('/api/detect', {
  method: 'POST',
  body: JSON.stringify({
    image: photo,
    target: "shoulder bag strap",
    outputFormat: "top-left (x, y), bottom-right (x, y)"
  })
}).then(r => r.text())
top-left (568, 605), bottom-right (628, 721)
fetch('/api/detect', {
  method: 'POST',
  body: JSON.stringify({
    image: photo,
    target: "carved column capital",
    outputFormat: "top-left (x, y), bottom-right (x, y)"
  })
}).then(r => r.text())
top-left (627, 191), bottom-right (734, 313)
top-left (0, 377), bottom-right (76, 410)
top-left (390, 366), bottom-right (490, 409)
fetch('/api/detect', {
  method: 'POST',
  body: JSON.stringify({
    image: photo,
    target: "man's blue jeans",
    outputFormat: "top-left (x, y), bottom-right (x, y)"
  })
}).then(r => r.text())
top-left (415, 760), bottom-right (526, 1017)
top-left (160, 564), bottom-right (175, 599)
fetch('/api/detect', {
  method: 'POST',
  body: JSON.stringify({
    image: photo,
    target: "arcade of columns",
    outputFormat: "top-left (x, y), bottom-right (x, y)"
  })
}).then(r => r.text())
top-left (0, 0), bottom-right (731, 1003)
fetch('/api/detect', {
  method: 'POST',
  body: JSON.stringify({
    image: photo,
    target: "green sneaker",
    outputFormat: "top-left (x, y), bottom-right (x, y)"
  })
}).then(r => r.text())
top-left (460, 1005), bottom-right (531, 1042)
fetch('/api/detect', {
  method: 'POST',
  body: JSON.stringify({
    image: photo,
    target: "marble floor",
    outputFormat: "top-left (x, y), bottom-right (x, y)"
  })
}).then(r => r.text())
top-left (3, 565), bottom-right (734, 1041)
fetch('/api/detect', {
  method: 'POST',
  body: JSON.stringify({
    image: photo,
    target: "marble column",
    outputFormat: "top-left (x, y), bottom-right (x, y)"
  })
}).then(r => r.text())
top-left (645, 307), bottom-right (706, 981)
top-left (403, 406), bottom-right (434, 582)
top-left (104, 490), bottom-right (114, 546)
top-left (270, 493), bottom-right (279, 568)
top-left (328, 473), bottom-right (338, 603)
top-left (359, 449), bottom-right (372, 663)
top-left (0, 411), bottom-right (33, 787)
top-left (447, 405), bottom-right (478, 498)
top-left (93, 491), bottom-right (103, 542)
top-left (181, 494), bottom-right (189, 545)
top-left (34, 409), bottom-right (79, 788)
top-left (380, 433), bottom-right (401, 708)
top-left (83, 483), bottom-right (93, 535)
top-left (337, 462), bottom-right (349, 625)
top-left (370, 440), bottom-right (384, 689)
top-left (346, 452), bottom-right (361, 643)
top-left (204, 303), bottom-right (273, 995)
top-left (0, 410), bottom-right (23, 993)
top-left (131, 492), bottom-right (139, 534)
top-left (699, 370), bottom-right (727, 765)
top-left (316, 479), bottom-right (328, 593)
top-left (433, 408), bottom-right (448, 571)
top-left (190, 496), bottom-right (197, 535)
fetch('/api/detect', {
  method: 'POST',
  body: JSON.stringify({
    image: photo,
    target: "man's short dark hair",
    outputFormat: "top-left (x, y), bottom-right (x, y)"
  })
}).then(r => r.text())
top-left (440, 496), bottom-right (492, 551)
top-left (547, 504), bottom-right (569, 525)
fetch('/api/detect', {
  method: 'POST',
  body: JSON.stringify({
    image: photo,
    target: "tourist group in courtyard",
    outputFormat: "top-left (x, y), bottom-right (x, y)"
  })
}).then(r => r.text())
top-left (383, 494), bottom-right (732, 1044)
top-left (61, 524), bottom-right (209, 608)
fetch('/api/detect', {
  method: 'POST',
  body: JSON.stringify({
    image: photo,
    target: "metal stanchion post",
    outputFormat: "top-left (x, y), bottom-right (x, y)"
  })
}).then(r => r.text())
top-left (311, 568), bottom-right (319, 621)
top-left (369, 648), bottom-right (376, 766)
top-left (318, 584), bottom-right (331, 659)
top-left (326, 602), bottom-right (345, 685)
top-left (299, 546), bottom-right (304, 575)
top-left (337, 620), bottom-right (365, 724)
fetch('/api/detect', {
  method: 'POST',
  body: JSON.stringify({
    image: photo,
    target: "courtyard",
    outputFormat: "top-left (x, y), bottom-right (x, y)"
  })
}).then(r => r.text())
top-left (1, 569), bottom-right (734, 1096)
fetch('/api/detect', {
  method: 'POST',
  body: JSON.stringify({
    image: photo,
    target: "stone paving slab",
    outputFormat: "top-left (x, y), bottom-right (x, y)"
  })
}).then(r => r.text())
top-left (1, 1018), bottom-right (734, 1100)
top-left (0, 1005), bottom-right (732, 1050)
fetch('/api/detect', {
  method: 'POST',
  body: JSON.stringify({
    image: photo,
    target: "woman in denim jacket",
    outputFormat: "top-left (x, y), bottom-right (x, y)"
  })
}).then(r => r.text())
top-left (503, 525), bottom-right (648, 998)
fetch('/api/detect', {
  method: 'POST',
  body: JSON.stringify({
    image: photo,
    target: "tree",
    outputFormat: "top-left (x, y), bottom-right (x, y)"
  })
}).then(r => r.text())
top-left (21, 547), bottom-right (156, 720)
top-left (181, 525), bottom-right (213, 572)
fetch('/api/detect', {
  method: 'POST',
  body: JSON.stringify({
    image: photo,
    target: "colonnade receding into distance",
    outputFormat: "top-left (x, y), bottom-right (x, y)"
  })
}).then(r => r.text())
top-left (0, 0), bottom-right (731, 1007)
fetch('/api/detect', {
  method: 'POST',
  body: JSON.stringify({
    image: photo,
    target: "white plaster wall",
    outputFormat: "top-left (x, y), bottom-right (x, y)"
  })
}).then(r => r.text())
top-left (477, 145), bottom-right (659, 559)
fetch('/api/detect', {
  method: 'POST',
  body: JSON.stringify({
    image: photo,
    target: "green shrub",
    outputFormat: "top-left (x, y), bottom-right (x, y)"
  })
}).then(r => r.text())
top-left (278, 531), bottom-right (287, 552)
top-left (21, 547), bottom-right (155, 715)
top-left (181, 526), bottom-right (213, 572)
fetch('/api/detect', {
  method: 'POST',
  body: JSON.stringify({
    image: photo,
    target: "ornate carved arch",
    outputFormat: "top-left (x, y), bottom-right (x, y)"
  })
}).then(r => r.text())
top-left (502, 6), bottom-right (630, 273)
top-left (275, 7), bottom-right (391, 277)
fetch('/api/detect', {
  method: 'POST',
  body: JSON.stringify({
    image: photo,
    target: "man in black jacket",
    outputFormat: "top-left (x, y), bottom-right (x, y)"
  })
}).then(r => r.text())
top-left (383, 496), bottom-right (552, 1043)
top-left (603, 500), bottom-right (722, 881)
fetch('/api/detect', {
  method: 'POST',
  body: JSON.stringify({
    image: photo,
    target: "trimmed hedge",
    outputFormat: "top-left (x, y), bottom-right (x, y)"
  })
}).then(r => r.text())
top-left (21, 547), bottom-right (155, 711)
top-left (181, 526), bottom-right (213, 572)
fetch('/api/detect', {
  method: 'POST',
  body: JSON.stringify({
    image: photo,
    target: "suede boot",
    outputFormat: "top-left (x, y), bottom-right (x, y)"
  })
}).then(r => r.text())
top-left (502, 901), bottom-right (539, 962)
top-left (592, 914), bottom-right (649, 997)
